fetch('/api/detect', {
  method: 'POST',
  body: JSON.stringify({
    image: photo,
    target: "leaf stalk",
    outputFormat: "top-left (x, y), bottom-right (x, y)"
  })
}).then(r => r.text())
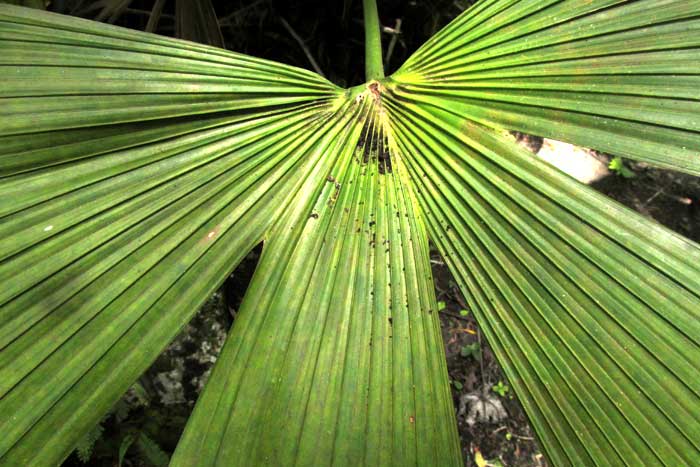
top-left (362, 0), bottom-right (384, 81)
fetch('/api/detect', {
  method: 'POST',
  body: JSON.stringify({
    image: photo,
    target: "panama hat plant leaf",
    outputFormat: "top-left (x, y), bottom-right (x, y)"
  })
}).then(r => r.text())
top-left (1, 0), bottom-right (699, 465)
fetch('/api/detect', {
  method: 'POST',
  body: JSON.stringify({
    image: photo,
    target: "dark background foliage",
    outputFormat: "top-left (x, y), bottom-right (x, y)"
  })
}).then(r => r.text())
top-left (54, 0), bottom-right (476, 86)
top-left (204, 0), bottom-right (475, 85)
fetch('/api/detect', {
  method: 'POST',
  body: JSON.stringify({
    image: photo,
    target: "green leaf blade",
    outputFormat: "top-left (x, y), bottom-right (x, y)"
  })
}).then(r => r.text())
top-left (385, 92), bottom-right (700, 465)
top-left (172, 96), bottom-right (462, 466)
top-left (393, 0), bottom-right (700, 175)
top-left (0, 6), bottom-right (348, 464)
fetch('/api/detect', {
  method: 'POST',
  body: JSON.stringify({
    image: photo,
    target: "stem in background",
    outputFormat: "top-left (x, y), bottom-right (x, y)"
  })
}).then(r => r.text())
top-left (280, 17), bottom-right (325, 77)
top-left (362, 0), bottom-right (385, 82)
top-left (384, 18), bottom-right (402, 67)
top-left (145, 0), bottom-right (167, 32)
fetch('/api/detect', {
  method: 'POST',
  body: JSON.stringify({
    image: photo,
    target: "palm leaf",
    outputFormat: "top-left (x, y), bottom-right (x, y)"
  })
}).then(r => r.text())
top-left (1, 1), bottom-right (699, 466)
top-left (0, 5), bottom-right (345, 463)
top-left (395, 0), bottom-right (700, 175)
top-left (172, 97), bottom-right (461, 465)
top-left (385, 100), bottom-right (700, 465)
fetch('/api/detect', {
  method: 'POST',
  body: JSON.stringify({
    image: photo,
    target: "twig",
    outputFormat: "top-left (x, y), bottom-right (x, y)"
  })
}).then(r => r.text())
top-left (642, 189), bottom-right (692, 208)
top-left (642, 189), bottom-right (663, 207)
top-left (511, 433), bottom-right (535, 441)
top-left (435, 284), bottom-right (447, 297)
top-left (145, 0), bottom-right (167, 33)
top-left (453, 1), bottom-right (468, 11)
top-left (477, 327), bottom-right (486, 388)
top-left (491, 425), bottom-right (535, 440)
top-left (126, 7), bottom-right (173, 19)
top-left (280, 17), bottom-right (325, 77)
top-left (452, 287), bottom-right (469, 310)
top-left (218, 0), bottom-right (266, 26)
top-left (384, 18), bottom-right (402, 67)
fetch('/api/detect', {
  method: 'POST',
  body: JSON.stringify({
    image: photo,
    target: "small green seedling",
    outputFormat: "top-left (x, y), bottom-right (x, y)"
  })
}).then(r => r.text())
top-left (608, 156), bottom-right (636, 178)
top-left (437, 301), bottom-right (447, 312)
top-left (460, 342), bottom-right (481, 361)
top-left (459, 309), bottom-right (470, 316)
top-left (492, 381), bottom-right (510, 397)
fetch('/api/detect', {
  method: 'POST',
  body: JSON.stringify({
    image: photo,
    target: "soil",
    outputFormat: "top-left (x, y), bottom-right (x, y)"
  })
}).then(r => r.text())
top-left (432, 254), bottom-right (546, 467)
top-left (591, 163), bottom-right (700, 243)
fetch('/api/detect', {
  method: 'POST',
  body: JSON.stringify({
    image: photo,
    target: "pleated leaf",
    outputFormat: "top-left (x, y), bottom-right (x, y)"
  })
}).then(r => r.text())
top-left (2, 1), bottom-right (700, 466)
top-left (383, 91), bottom-right (700, 465)
top-left (0, 4), bottom-right (353, 464)
top-left (394, 0), bottom-right (700, 175)
top-left (385, 2), bottom-right (700, 462)
top-left (0, 4), bottom-right (462, 466)
top-left (172, 96), bottom-right (461, 466)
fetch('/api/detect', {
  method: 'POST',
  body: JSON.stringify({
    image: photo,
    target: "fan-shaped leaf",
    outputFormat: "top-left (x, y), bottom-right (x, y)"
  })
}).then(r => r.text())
top-left (383, 93), bottom-right (700, 465)
top-left (395, 0), bottom-right (700, 175)
top-left (172, 96), bottom-right (461, 466)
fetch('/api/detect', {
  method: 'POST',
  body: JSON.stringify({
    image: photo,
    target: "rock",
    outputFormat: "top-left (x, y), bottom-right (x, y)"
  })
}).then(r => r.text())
top-left (459, 386), bottom-right (508, 427)
top-left (146, 292), bottom-right (229, 406)
top-left (534, 139), bottom-right (610, 184)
